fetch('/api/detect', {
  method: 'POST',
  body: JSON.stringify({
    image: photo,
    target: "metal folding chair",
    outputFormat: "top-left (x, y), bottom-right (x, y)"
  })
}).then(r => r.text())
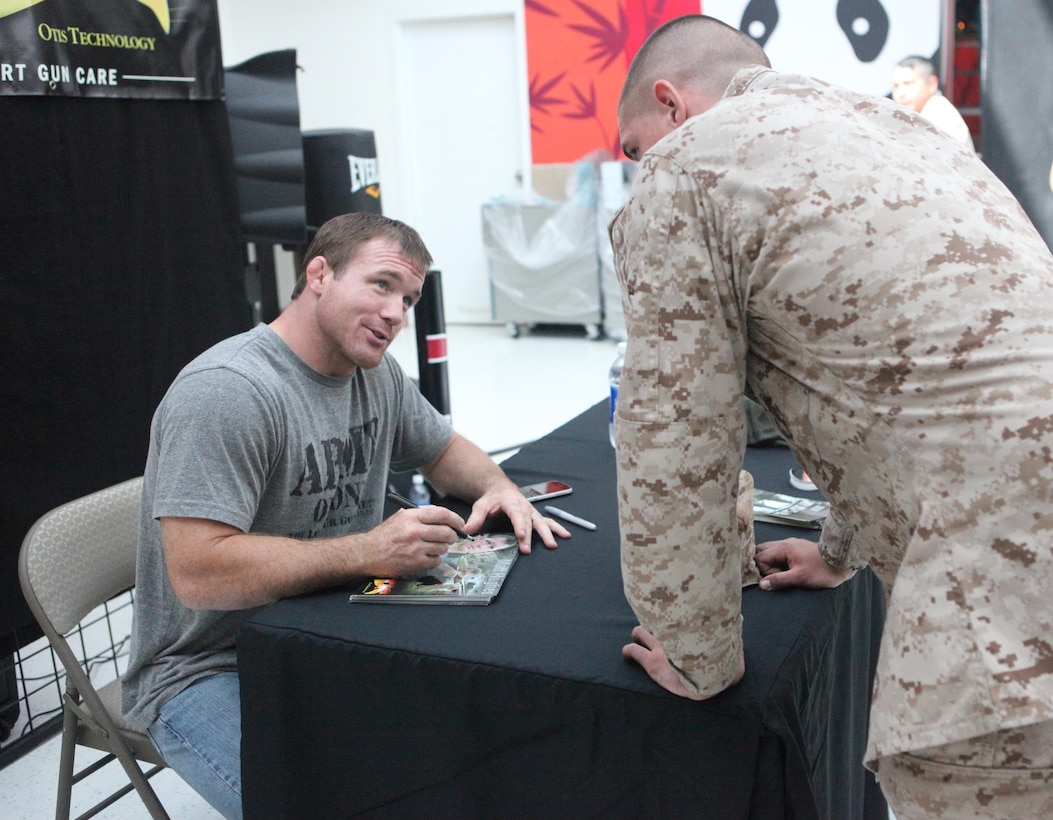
top-left (18, 477), bottom-right (169, 820)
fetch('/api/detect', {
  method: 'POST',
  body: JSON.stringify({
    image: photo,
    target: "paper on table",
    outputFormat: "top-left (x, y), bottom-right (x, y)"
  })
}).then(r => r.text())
top-left (349, 543), bottom-right (519, 606)
top-left (446, 533), bottom-right (518, 554)
top-left (753, 489), bottom-right (829, 529)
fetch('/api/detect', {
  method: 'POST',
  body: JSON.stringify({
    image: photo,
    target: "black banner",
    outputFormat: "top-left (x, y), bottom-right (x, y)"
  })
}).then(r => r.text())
top-left (0, 0), bottom-right (223, 99)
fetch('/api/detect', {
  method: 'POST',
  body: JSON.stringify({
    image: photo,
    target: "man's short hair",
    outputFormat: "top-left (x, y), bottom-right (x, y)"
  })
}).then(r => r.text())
top-left (290, 212), bottom-right (433, 299)
top-left (896, 55), bottom-right (938, 81)
top-left (619, 14), bottom-right (770, 119)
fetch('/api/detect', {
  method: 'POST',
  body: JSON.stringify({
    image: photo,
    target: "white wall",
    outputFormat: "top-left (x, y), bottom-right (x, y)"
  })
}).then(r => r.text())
top-left (703, 1), bottom-right (941, 99)
top-left (216, 0), bottom-right (530, 318)
top-left (215, 1), bottom-right (942, 315)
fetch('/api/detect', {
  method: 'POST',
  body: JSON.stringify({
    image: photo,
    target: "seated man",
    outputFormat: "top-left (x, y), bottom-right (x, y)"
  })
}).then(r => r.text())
top-left (122, 212), bottom-right (570, 819)
top-left (891, 54), bottom-right (974, 149)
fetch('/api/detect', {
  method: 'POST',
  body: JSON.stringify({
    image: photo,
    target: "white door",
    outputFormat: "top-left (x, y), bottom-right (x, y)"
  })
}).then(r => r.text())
top-left (396, 14), bottom-right (526, 323)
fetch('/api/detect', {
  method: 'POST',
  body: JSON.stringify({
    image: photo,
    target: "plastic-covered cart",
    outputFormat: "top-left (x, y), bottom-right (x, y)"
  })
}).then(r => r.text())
top-left (481, 197), bottom-right (602, 339)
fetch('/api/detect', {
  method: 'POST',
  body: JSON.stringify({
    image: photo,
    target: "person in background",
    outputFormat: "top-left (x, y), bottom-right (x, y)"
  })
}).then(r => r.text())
top-left (613, 14), bottom-right (1053, 818)
top-left (892, 54), bottom-right (974, 149)
top-left (121, 212), bottom-right (570, 819)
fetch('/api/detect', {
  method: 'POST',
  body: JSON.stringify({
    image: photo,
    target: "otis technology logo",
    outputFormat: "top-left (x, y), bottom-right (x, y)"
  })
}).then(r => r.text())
top-left (0, 0), bottom-right (223, 100)
top-left (1, 1), bottom-right (170, 32)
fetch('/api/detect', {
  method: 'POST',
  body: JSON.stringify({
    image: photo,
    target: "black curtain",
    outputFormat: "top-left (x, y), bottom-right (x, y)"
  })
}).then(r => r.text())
top-left (0, 95), bottom-right (251, 652)
top-left (981, 0), bottom-right (1053, 250)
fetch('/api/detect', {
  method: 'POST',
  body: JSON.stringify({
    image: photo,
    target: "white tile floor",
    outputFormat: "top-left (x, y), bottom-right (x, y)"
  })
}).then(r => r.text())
top-left (0, 321), bottom-right (620, 820)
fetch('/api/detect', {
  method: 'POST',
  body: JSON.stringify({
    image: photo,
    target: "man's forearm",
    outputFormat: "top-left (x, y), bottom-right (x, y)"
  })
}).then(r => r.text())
top-left (423, 432), bottom-right (516, 501)
top-left (161, 512), bottom-right (458, 611)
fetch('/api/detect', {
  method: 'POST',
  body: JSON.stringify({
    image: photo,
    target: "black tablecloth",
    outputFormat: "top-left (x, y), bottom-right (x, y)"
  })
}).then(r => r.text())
top-left (239, 401), bottom-right (887, 819)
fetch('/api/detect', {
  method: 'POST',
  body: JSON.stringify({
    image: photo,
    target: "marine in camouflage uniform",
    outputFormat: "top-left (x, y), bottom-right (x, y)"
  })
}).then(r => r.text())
top-left (612, 15), bottom-right (1053, 817)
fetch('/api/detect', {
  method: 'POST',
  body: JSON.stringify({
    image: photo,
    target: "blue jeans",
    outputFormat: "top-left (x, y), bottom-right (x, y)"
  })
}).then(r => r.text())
top-left (147, 672), bottom-right (243, 820)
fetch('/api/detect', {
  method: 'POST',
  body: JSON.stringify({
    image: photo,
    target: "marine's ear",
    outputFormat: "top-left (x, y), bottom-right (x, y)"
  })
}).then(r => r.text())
top-left (653, 79), bottom-right (689, 126)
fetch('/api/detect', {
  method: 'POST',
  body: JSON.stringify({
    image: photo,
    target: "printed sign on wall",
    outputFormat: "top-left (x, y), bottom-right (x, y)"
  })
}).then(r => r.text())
top-left (0, 0), bottom-right (223, 99)
top-left (703, 0), bottom-right (939, 100)
top-left (527, 0), bottom-right (940, 164)
top-left (527, 0), bottom-right (701, 164)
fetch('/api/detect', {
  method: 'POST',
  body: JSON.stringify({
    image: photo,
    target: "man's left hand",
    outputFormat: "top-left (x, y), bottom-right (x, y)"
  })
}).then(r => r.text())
top-left (463, 483), bottom-right (570, 553)
top-left (755, 538), bottom-right (854, 590)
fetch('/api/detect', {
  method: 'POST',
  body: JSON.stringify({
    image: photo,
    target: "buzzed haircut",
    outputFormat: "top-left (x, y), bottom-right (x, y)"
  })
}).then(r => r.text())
top-left (619, 14), bottom-right (771, 119)
top-left (290, 212), bottom-right (432, 299)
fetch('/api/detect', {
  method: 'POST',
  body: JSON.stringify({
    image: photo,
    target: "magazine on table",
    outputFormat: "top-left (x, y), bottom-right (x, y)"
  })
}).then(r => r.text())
top-left (752, 489), bottom-right (829, 529)
top-left (348, 534), bottom-right (519, 605)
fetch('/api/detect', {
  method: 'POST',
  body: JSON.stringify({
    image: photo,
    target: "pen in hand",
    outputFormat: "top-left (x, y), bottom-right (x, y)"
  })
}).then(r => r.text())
top-left (386, 490), bottom-right (475, 541)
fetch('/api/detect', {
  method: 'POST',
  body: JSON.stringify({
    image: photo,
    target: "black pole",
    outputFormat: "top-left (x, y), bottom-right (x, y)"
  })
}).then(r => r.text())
top-left (254, 243), bottom-right (281, 323)
top-left (414, 269), bottom-right (451, 418)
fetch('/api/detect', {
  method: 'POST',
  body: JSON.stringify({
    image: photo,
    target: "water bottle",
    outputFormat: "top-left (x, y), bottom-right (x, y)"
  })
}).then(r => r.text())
top-left (408, 473), bottom-right (431, 506)
top-left (609, 342), bottom-right (626, 449)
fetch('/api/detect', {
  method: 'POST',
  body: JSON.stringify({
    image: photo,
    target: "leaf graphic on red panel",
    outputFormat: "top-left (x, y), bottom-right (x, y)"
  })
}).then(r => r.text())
top-left (565, 80), bottom-right (599, 120)
top-left (525, 0), bottom-right (561, 17)
top-left (530, 71), bottom-right (568, 133)
top-left (564, 79), bottom-right (614, 150)
top-left (625, 0), bottom-right (701, 65)
top-left (567, 0), bottom-right (629, 72)
top-left (526, 0), bottom-right (701, 164)
top-left (637, 0), bottom-right (666, 37)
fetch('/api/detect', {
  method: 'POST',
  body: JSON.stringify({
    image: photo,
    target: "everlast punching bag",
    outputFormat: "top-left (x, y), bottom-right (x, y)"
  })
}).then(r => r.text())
top-left (302, 128), bottom-right (383, 235)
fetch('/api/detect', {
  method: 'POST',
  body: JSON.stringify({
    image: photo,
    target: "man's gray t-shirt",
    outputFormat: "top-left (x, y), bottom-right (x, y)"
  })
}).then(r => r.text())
top-left (122, 324), bottom-right (453, 729)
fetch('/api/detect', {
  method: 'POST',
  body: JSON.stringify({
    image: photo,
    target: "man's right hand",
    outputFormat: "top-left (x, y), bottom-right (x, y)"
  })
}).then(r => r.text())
top-left (366, 506), bottom-right (466, 575)
top-left (622, 625), bottom-right (745, 699)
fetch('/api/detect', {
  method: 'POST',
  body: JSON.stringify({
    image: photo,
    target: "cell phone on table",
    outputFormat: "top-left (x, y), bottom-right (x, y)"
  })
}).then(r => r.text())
top-left (518, 480), bottom-right (572, 502)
